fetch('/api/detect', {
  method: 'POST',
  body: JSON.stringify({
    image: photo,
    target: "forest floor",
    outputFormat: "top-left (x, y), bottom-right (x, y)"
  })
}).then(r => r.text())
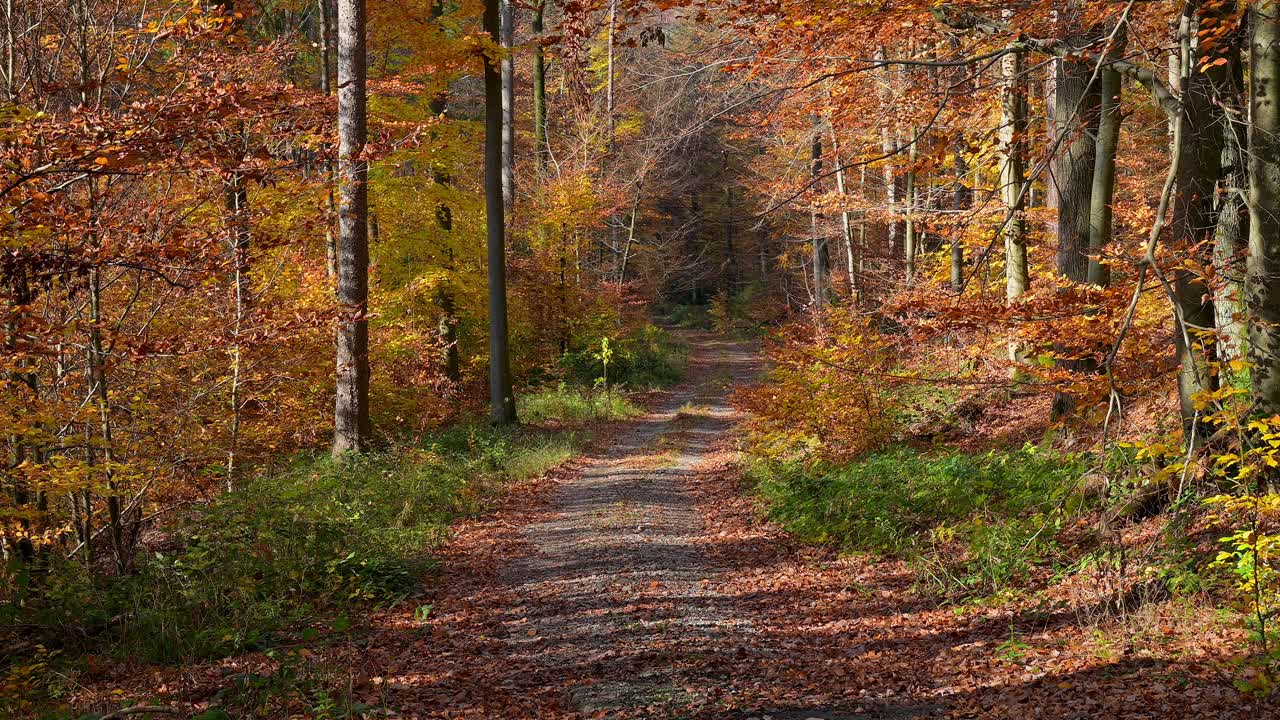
top-left (69, 331), bottom-right (1279, 719)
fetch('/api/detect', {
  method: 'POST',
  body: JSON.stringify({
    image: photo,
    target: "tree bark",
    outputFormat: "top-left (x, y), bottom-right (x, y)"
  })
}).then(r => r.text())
top-left (533, 1), bottom-right (548, 174)
top-left (810, 123), bottom-right (829, 312)
top-left (485, 0), bottom-right (518, 425)
top-left (1049, 8), bottom-right (1100, 419)
top-left (1215, 21), bottom-right (1248, 366)
top-left (876, 47), bottom-right (904, 271)
top-left (225, 170), bottom-right (250, 486)
top-left (500, 0), bottom-right (516, 210)
top-left (333, 0), bottom-right (371, 455)
top-left (1248, 0), bottom-right (1280, 416)
top-left (1171, 0), bottom-right (1231, 434)
top-left (605, 0), bottom-right (617, 153)
top-left (1052, 39), bottom-right (1098, 285)
top-left (830, 126), bottom-right (857, 299)
top-left (1087, 59), bottom-right (1122, 288)
top-left (429, 0), bottom-right (461, 384)
top-left (723, 152), bottom-right (737, 292)
top-left (904, 134), bottom-right (918, 282)
top-left (1000, 37), bottom-right (1029, 371)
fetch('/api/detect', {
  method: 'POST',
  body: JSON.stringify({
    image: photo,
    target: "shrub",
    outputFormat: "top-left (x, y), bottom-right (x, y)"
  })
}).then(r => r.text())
top-left (560, 324), bottom-right (688, 389)
top-left (747, 446), bottom-right (1088, 597)
top-left (520, 383), bottom-right (644, 424)
top-left (2, 426), bottom-right (580, 669)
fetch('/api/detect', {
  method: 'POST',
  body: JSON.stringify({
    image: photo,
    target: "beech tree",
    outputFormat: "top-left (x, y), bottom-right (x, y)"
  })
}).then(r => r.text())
top-left (485, 0), bottom-right (517, 425)
top-left (333, 0), bottom-right (371, 454)
top-left (1249, 1), bottom-right (1280, 416)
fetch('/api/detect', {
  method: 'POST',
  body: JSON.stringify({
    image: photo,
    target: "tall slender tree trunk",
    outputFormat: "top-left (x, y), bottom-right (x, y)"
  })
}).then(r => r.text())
top-left (951, 145), bottom-right (968, 294)
top-left (333, 0), bottom-right (371, 455)
top-left (876, 47), bottom-right (903, 271)
top-left (830, 126), bottom-right (857, 299)
top-left (722, 151), bottom-right (737, 291)
top-left (1087, 21), bottom-right (1126, 289)
top-left (485, 0), bottom-right (518, 425)
top-left (533, 1), bottom-right (548, 174)
top-left (605, 0), bottom-right (617, 152)
top-left (429, 0), bottom-right (461, 384)
top-left (949, 39), bottom-right (971, 294)
top-left (1000, 37), bottom-right (1029, 370)
top-left (1044, 55), bottom-right (1060, 241)
top-left (1247, 0), bottom-right (1280, 416)
top-left (1215, 28), bottom-right (1248, 365)
top-left (810, 123), bottom-right (829, 312)
top-left (1087, 62), bottom-right (1121, 288)
top-left (225, 170), bottom-right (250, 487)
top-left (319, 0), bottom-right (338, 281)
top-left (500, 0), bottom-right (515, 210)
top-left (904, 135), bottom-right (918, 281)
top-left (618, 192), bottom-right (640, 287)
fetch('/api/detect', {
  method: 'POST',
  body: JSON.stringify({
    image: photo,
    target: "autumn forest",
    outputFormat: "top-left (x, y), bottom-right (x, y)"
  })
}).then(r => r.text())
top-left (6, 0), bottom-right (1280, 717)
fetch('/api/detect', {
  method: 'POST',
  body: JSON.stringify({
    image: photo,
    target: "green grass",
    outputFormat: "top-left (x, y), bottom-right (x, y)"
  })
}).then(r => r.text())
top-left (746, 445), bottom-right (1089, 598)
top-left (560, 324), bottom-right (689, 389)
top-left (521, 383), bottom-right (644, 424)
top-left (4, 425), bottom-right (581, 671)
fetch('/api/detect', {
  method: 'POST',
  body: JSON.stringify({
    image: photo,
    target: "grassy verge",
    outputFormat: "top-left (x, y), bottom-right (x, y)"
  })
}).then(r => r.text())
top-left (746, 445), bottom-right (1089, 598)
top-left (3, 424), bottom-right (582, 712)
top-left (520, 384), bottom-right (645, 424)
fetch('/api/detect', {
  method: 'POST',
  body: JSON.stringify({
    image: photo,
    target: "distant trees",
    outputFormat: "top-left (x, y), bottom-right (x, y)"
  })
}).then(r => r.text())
top-left (716, 0), bottom-right (1280, 448)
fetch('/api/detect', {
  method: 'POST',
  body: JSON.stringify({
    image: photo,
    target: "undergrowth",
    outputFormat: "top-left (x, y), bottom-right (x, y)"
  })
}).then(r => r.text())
top-left (521, 383), bottom-right (644, 423)
top-left (559, 324), bottom-right (688, 389)
top-left (2, 424), bottom-right (581, 711)
top-left (746, 445), bottom-right (1089, 598)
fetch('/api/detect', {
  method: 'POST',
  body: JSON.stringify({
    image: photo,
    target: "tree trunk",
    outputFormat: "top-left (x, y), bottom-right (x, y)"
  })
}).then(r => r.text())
top-left (319, 0), bottom-right (338, 280)
top-left (1215, 22), bottom-right (1248, 366)
top-left (722, 151), bottom-right (737, 291)
top-left (500, 0), bottom-right (515, 210)
top-left (1248, 0), bottom-right (1280, 416)
top-left (88, 265), bottom-right (127, 574)
top-left (810, 124), bottom-right (829, 312)
top-left (1087, 61), bottom-right (1122, 288)
top-left (428, 0), bottom-right (461, 384)
top-left (1052, 44), bottom-right (1098, 284)
top-left (1000, 38), bottom-right (1029, 369)
top-left (605, 0), bottom-right (617, 153)
top-left (876, 47), bottom-right (903, 270)
top-left (830, 126), bottom-right (857, 299)
top-left (225, 171), bottom-right (250, 487)
top-left (1049, 9), bottom-right (1100, 419)
top-left (333, 0), bottom-right (371, 455)
top-left (533, 1), bottom-right (548, 174)
top-left (904, 135), bottom-right (918, 281)
top-left (951, 145), bottom-right (968, 293)
top-left (1171, 0), bottom-right (1231, 435)
top-left (949, 40), bottom-right (971, 294)
top-left (485, 0), bottom-right (518, 425)
top-left (1043, 56), bottom-right (1059, 239)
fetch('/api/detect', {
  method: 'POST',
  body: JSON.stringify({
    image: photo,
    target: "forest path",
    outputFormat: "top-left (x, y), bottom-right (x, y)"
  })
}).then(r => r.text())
top-left (497, 330), bottom-right (761, 715)
top-left (370, 330), bottom-right (1257, 720)
top-left (379, 330), bottom-right (931, 719)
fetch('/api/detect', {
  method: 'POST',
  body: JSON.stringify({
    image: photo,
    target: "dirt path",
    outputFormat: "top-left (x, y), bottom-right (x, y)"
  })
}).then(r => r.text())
top-left (497, 331), bottom-right (759, 715)
top-left (366, 330), bottom-right (1264, 720)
